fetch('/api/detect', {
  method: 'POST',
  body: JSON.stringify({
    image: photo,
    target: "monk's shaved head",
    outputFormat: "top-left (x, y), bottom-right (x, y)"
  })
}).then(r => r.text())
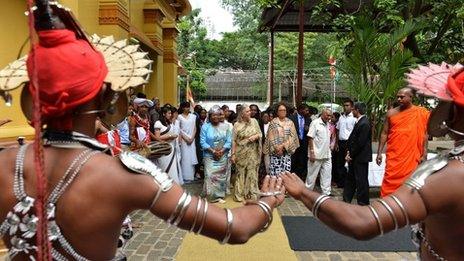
top-left (397, 87), bottom-right (414, 109)
top-left (398, 87), bottom-right (414, 97)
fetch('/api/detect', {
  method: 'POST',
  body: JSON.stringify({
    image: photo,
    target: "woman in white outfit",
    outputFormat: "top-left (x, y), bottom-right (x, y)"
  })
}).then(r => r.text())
top-left (178, 102), bottom-right (198, 182)
top-left (153, 106), bottom-right (183, 185)
top-left (170, 106), bottom-right (182, 169)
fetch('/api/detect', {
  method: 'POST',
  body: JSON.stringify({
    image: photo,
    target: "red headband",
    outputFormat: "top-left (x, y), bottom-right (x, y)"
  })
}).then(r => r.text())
top-left (26, 29), bottom-right (108, 129)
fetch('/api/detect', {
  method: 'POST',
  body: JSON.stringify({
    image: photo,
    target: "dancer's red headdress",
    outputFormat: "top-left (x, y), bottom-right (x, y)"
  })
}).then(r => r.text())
top-left (447, 68), bottom-right (464, 107)
top-left (0, 3), bottom-right (153, 257)
top-left (27, 29), bottom-right (108, 130)
top-left (406, 62), bottom-right (464, 137)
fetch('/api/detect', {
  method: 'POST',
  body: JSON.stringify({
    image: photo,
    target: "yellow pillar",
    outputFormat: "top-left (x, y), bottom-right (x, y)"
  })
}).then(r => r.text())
top-left (97, 0), bottom-right (130, 39)
top-left (162, 27), bottom-right (179, 105)
top-left (142, 7), bottom-right (165, 101)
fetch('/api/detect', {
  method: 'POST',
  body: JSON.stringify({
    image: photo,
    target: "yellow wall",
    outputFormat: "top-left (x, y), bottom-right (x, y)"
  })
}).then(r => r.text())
top-left (0, 2), bottom-right (33, 140)
top-left (0, 0), bottom-right (189, 141)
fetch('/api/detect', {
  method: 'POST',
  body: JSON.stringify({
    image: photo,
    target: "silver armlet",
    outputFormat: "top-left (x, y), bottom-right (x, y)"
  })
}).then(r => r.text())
top-left (246, 200), bottom-right (273, 232)
top-left (167, 192), bottom-right (188, 224)
top-left (390, 195), bottom-right (410, 226)
top-left (312, 195), bottom-right (331, 220)
top-left (367, 205), bottom-right (384, 236)
top-left (404, 156), bottom-right (448, 191)
top-left (196, 200), bottom-right (209, 235)
top-left (150, 187), bottom-right (163, 209)
top-left (189, 198), bottom-right (203, 233)
top-left (220, 209), bottom-right (234, 244)
top-left (377, 199), bottom-right (398, 231)
top-left (119, 151), bottom-right (174, 192)
top-left (173, 194), bottom-right (192, 226)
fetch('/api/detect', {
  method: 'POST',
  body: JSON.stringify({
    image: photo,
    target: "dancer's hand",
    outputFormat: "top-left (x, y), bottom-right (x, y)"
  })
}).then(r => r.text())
top-left (259, 175), bottom-right (285, 208)
top-left (280, 172), bottom-right (306, 200)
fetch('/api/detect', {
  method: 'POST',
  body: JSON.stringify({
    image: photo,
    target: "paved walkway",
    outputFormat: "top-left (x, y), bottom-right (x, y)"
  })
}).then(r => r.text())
top-left (125, 184), bottom-right (417, 261)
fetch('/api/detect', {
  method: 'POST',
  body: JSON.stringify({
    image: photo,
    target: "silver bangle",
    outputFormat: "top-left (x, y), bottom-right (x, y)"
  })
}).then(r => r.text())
top-left (167, 192), bottom-right (187, 224)
top-left (313, 196), bottom-right (331, 220)
top-left (368, 205), bottom-right (384, 236)
top-left (258, 191), bottom-right (282, 197)
top-left (246, 200), bottom-right (273, 232)
top-left (149, 186), bottom-right (163, 209)
top-left (312, 195), bottom-right (330, 217)
top-left (190, 197), bottom-right (203, 232)
top-left (220, 209), bottom-right (234, 244)
top-left (174, 194), bottom-right (192, 226)
top-left (257, 201), bottom-right (273, 231)
top-left (377, 199), bottom-right (398, 231)
top-left (196, 200), bottom-right (209, 235)
top-left (390, 195), bottom-right (410, 226)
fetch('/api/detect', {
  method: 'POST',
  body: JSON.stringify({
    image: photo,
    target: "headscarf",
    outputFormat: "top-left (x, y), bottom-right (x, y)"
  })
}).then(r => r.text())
top-left (133, 98), bottom-right (154, 107)
top-left (209, 105), bottom-right (222, 115)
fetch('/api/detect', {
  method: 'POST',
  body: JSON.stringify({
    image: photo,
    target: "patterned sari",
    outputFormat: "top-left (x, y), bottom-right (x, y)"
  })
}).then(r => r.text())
top-left (200, 122), bottom-right (232, 201)
top-left (232, 118), bottom-right (262, 201)
top-left (263, 117), bottom-right (299, 176)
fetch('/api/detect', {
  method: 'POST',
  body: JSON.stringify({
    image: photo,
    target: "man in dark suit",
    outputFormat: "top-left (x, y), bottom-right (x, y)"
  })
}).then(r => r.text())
top-left (343, 102), bottom-right (372, 205)
top-left (290, 103), bottom-right (311, 180)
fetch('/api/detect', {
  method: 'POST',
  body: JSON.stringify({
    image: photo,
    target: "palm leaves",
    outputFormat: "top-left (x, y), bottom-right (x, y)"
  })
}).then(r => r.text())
top-left (339, 16), bottom-right (419, 138)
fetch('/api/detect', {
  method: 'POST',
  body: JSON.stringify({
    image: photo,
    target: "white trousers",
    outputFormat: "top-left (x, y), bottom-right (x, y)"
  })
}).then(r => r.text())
top-left (306, 158), bottom-right (332, 195)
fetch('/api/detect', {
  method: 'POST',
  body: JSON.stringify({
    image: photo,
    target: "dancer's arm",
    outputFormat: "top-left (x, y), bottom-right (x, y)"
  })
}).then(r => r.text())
top-left (280, 172), bottom-right (434, 240)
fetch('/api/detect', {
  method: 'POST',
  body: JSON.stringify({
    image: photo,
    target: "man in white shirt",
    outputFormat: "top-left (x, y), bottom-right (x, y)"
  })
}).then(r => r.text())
top-left (306, 108), bottom-right (333, 195)
top-left (334, 98), bottom-right (356, 188)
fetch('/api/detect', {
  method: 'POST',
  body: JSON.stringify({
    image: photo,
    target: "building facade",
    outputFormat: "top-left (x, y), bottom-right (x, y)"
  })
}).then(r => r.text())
top-left (0, 0), bottom-right (190, 142)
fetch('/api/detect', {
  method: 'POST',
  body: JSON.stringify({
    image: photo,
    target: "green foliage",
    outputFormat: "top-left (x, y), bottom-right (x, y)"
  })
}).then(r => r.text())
top-left (177, 9), bottom-right (213, 99)
top-left (177, 0), bottom-right (463, 123)
top-left (339, 16), bottom-right (419, 138)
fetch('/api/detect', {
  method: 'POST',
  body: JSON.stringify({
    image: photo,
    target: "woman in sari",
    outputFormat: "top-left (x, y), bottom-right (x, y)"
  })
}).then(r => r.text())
top-left (200, 106), bottom-right (232, 203)
top-left (178, 101), bottom-right (198, 183)
top-left (263, 103), bottom-right (299, 176)
top-left (231, 105), bottom-right (262, 201)
top-left (153, 106), bottom-right (183, 185)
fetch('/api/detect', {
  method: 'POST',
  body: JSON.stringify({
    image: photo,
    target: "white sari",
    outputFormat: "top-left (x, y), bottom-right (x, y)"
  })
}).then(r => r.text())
top-left (178, 113), bottom-right (198, 182)
top-left (154, 121), bottom-right (183, 185)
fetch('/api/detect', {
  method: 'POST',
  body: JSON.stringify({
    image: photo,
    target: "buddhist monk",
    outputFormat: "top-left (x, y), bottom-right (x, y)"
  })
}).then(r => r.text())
top-left (376, 88), bottom-right (430, 197)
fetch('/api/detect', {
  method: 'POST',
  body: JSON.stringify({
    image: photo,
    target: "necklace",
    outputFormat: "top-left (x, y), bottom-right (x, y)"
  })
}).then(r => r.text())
top-left (43, 130), bottom-right (110, 153)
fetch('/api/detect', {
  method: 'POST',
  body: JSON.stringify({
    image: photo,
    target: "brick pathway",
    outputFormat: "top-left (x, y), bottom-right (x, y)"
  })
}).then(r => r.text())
top-left (125, 184), bottom-right (417, 260)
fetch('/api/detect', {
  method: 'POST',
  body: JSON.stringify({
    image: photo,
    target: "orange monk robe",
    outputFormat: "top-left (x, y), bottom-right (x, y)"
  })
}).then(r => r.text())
top-left (381, 105), bottom-right (430, 197)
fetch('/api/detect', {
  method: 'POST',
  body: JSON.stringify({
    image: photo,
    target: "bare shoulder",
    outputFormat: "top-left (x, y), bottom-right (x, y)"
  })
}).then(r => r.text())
top-left (81, 152), bottom-right (158, 210)
top-left (385, 107), bottom-right (400, 118)
top-left (418, 160), bottom-right (464, 214)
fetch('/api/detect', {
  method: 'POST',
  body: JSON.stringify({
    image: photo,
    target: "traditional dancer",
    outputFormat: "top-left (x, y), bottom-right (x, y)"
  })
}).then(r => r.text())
top-left (281, 63), bottom-right (464, 260)
top-left (0, 1), bottom-right (284, 259)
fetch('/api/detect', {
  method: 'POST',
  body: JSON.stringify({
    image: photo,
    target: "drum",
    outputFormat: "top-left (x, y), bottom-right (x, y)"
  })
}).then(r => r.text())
top-left (146, 142), bottom-right (172, 159)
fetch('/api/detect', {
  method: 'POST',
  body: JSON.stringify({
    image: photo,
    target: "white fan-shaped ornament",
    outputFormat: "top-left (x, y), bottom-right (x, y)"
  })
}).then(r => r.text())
top-left (0, 56), bottom-right (29, 91)
top-left (406, 62), bottom-right (463, 101)
top-left (90, 34), bottom-right (153, 91)
top-left (0, 35), bottom-right (153, 93)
